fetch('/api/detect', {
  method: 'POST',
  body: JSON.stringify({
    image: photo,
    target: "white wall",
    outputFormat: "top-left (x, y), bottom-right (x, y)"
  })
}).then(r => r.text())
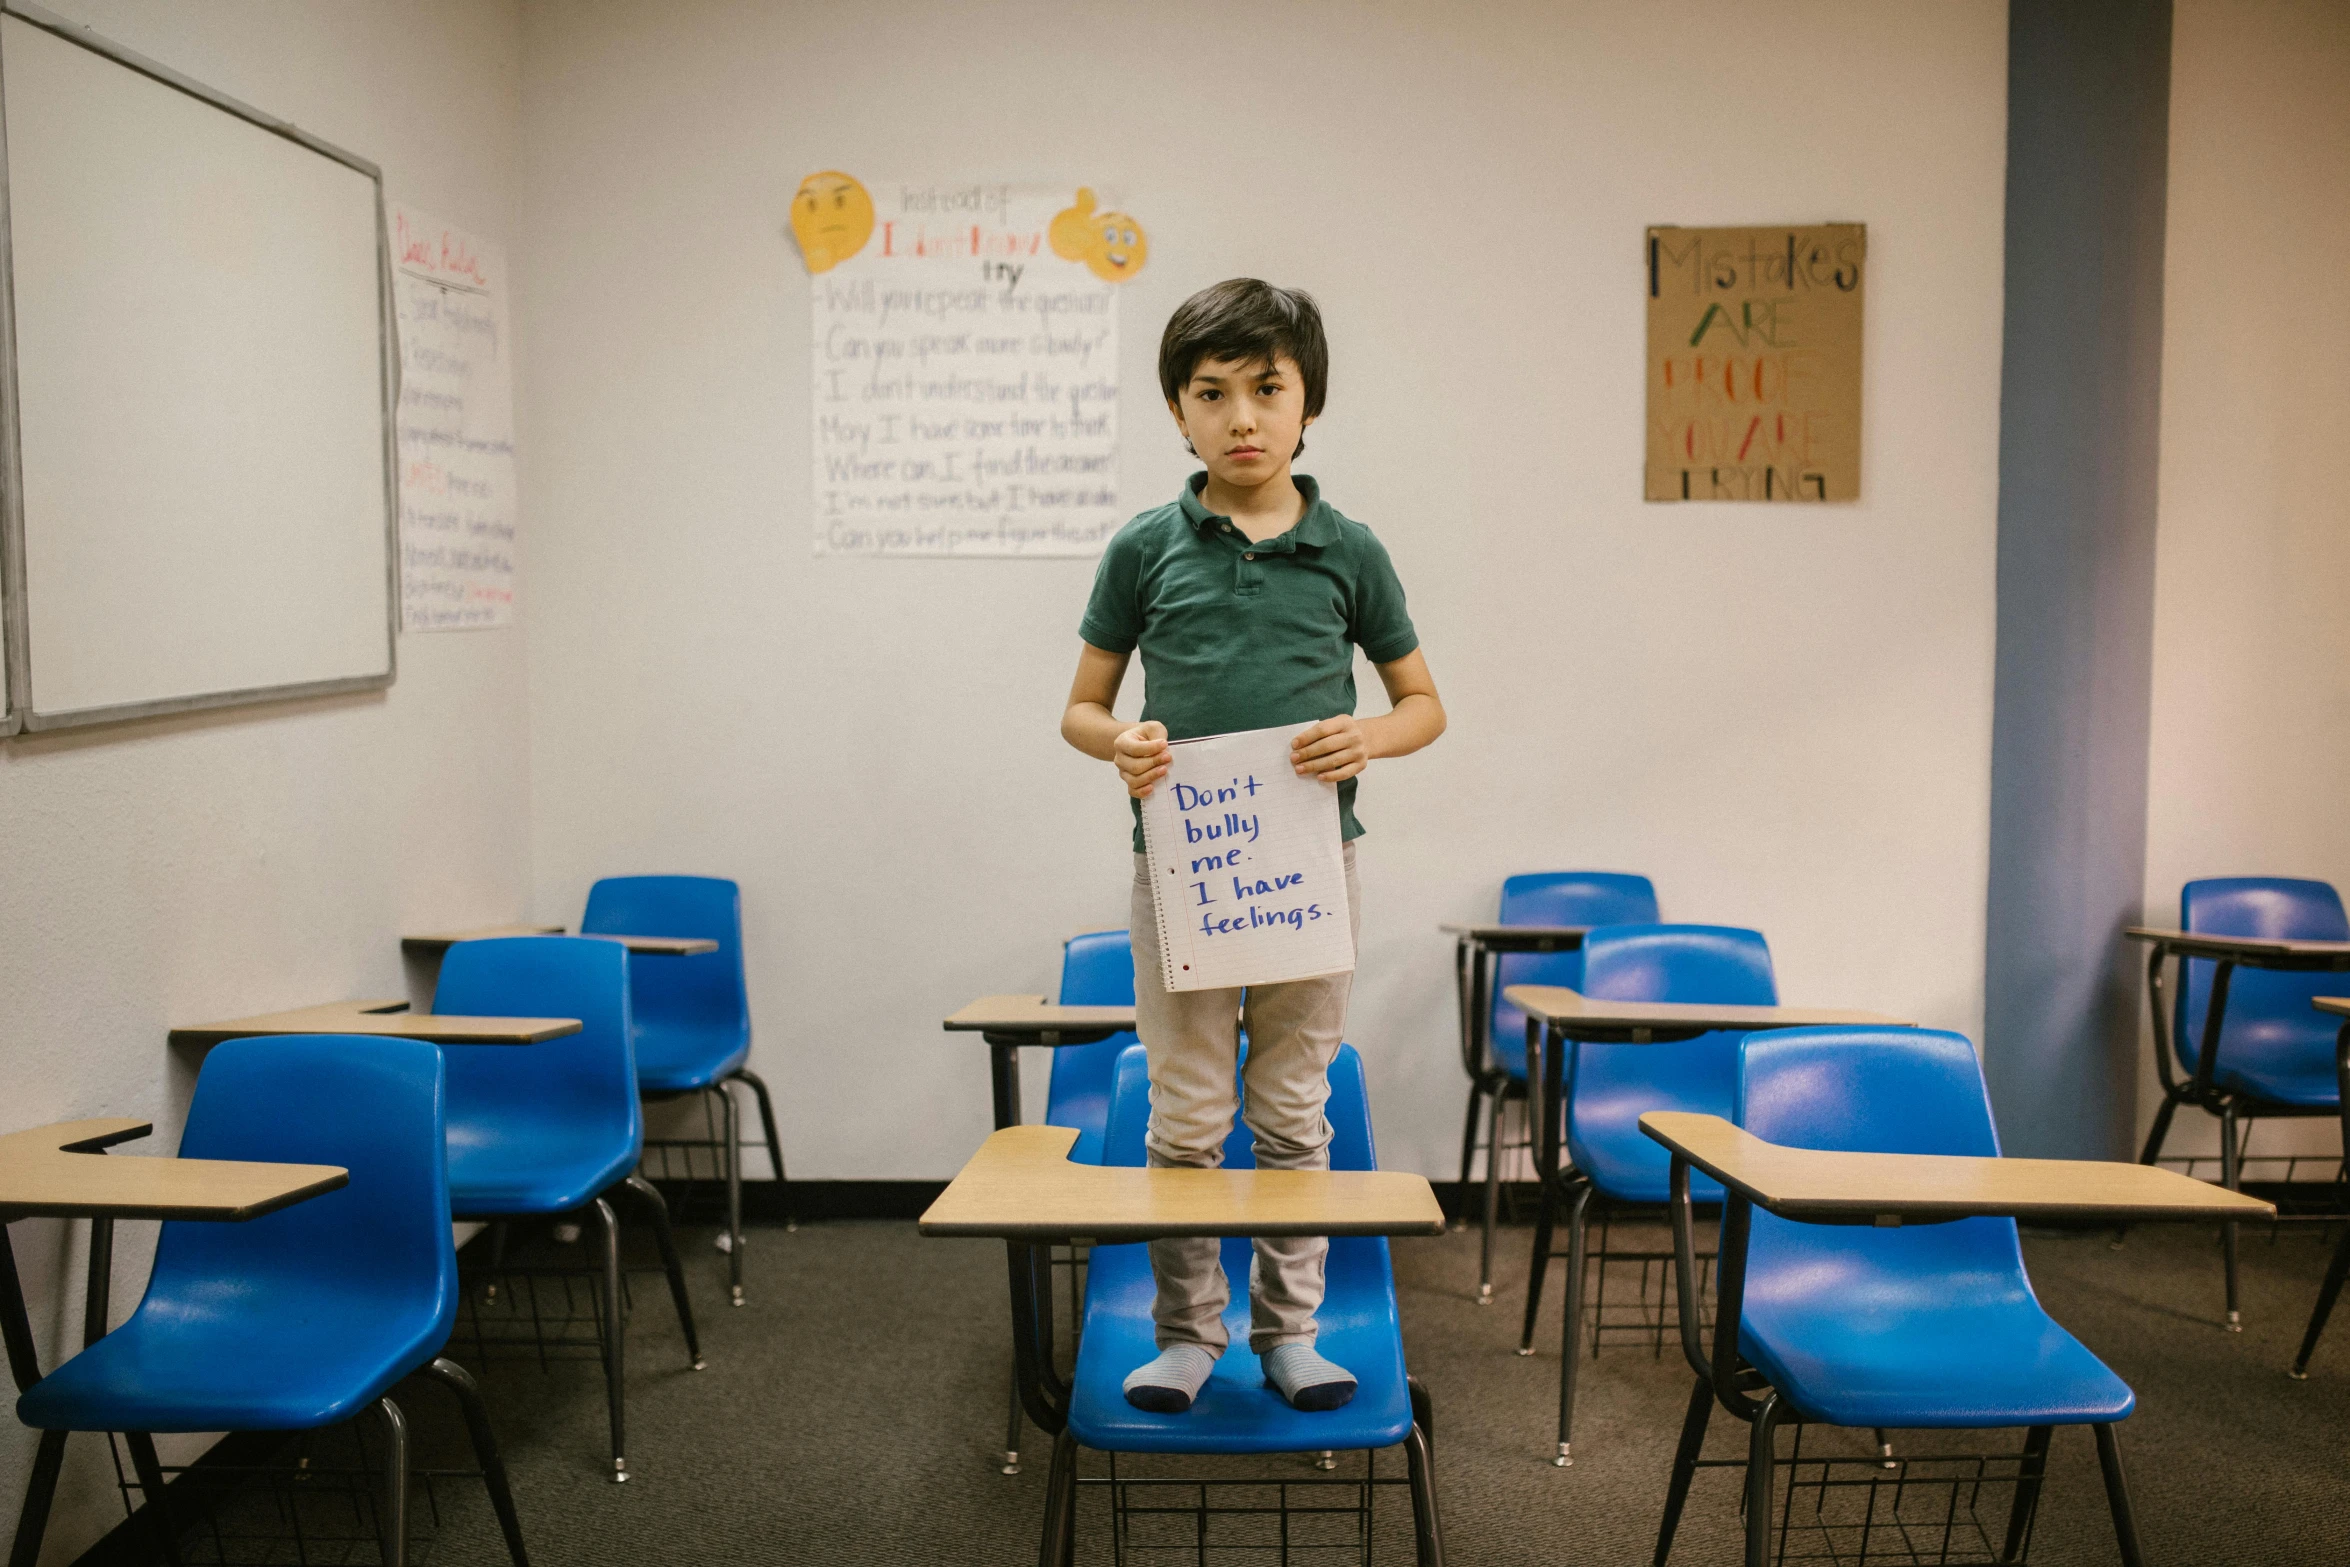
top-left (0, 4), bottom-right (526, 1560)
top-left (2139, 0), bottom-right (2350, 1157)
top-left (517, 0), bottom-right (2010, 1180)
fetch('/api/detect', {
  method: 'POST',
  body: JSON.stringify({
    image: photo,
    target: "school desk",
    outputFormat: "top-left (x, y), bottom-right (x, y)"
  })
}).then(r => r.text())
top-left (1443, 923), bottom-right (1591, 1299)
top-left (401, 926), bottom-right (718, 956)
top-left (917, 1124), bottom-right (1442, 1446)
top-left (2, 1118), bottom-right (346, 1565)
top-left (2119, 926), bottom-right (2350, 1113)
top-left (168, 999), bottom-right (582, 1049)
top-left (2121, 926), bottom-right (2350, 1320)
top-left (1443, 923), bottom-right (1589, 1074)
top-left (1640, 1111), bottom-right (2280, 1227)
top-left (943, 995), bottom-right (1138, 1131)
top-left (1637, 1110), bottom-right (2273, 1567)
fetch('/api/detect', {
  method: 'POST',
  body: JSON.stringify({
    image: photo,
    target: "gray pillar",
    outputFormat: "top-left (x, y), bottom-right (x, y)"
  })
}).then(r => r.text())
top-left (1984, 0), bottom-right (2172, 1159)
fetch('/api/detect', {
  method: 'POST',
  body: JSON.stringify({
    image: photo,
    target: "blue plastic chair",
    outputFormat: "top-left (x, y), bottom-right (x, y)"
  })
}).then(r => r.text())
top-left (581, 875), bottom-right (786, 1305)
top-left (436, 935), bottom-right (703, 1483)
top-left (1652, 1027), bottom-right (2143, 1567)
top-left (14, 1037), bottom-right (527, 1566)
top-left (1518, 923), bottom-right (1774, 1468)
top-left (1039, 1042), bottom-right (1440, 1561)
top-left (1044, 929), bottom-right (1140, 1166)
top-left (1458, 873), bottom-right (1659, 1307)
top-left (2139, 877), bottom-right (2348, 1329)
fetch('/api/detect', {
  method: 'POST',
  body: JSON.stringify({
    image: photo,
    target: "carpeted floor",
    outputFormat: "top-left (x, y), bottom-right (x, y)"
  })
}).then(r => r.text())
top-left (170, 1208), bottom-right (2350, 1565)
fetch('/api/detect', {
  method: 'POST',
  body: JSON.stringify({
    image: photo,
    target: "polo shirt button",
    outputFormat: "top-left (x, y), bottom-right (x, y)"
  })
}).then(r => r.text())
top-left (1244, 553), bottom-right (1255, 560)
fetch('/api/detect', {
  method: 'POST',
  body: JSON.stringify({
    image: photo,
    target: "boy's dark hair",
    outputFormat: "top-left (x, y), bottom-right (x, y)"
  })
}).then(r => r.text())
top-left (1158, 279), bottom-right (1327, 455)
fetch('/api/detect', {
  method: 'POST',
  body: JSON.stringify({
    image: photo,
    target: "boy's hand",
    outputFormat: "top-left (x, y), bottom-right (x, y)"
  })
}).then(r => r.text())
top-left (1114, 721), bottom-right (1170, 798)
top-left (1292, 716), bottom-right (1369, 782)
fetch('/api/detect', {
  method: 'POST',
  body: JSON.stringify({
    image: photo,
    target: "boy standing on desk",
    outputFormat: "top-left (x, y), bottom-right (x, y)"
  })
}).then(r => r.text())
top-left (1060, 279), bottom-right (1446, 1413)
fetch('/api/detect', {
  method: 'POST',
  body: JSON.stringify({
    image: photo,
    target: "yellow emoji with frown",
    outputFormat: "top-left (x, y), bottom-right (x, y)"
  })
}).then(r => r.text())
top-left (1050, 188), bottom-right (1148, 283)
top-left (791, 170), bottom-right (874, 274)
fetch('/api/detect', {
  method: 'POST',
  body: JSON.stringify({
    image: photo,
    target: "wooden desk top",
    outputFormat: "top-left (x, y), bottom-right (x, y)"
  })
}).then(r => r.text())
top-left (0, 1119), bottom-right (346, 1222)
top-left (918, 1125), bottom-right (1447, 1242)
top-left (1503, 986), bottom-right (1911, 1042)
top-left (400, 926), bottom-right (717, 956)
top-left (2123, 927), bottom-right (2350, 964)
top-left (1639, 1112), bottom-right (2276, 1225)
top-left (2317, 998), bottom-right (2350, 1020)
top-left (1440, 923), bottom-right (1590, 947)
top-left (943, 995), bottom-right (1137, 1039)
top-left (169, 999), bottom-right (583, 1049)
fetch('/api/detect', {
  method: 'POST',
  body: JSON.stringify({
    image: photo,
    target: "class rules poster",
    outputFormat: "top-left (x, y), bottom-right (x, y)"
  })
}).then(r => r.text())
top-left (1644, 224), bottom-right (1864, 503)
top-left (792, 175), bottom-right (1147, 557)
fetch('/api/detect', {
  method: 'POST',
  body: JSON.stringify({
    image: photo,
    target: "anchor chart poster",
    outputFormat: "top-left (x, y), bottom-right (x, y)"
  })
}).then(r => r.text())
top-left (796, 176), bottom-right (1147, 556)
top-left (1645, 224), bottom-right (1865, 503)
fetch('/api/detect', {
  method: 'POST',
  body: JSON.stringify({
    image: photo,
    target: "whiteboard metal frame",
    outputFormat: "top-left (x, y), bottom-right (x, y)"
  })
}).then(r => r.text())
top-left (0, 1), bottom-right (399, 735)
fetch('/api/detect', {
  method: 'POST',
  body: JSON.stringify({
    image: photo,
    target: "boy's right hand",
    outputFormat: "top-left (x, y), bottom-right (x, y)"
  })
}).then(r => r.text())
top-left (1114, 721), bottom-right (1170, 798)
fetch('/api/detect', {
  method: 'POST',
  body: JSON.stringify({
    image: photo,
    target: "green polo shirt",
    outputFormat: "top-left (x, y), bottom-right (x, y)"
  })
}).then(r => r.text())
top-left (1080, 473), bottom-right (1419, 851)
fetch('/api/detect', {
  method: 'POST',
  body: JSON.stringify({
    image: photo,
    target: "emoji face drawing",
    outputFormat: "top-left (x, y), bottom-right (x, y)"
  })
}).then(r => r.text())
top-left (1050, 188), bottom-right (1148, 283)
top-left (791, 171), bottom-right (874, 273)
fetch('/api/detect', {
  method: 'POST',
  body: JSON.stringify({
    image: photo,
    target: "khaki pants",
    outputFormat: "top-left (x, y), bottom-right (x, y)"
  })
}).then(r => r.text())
top-left (1129, 844), bottom-right (1361, 1355)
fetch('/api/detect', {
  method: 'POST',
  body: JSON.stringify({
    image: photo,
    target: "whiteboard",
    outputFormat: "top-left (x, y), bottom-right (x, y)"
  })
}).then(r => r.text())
top-left (0, 6), bottom-right (395, 731)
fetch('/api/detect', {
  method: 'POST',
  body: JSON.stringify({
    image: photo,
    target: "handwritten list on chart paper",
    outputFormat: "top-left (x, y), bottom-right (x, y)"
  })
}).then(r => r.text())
top-left (391, 205), bottom-right (518, 628)
top-left (810, 185), bottom-right (1120, 557)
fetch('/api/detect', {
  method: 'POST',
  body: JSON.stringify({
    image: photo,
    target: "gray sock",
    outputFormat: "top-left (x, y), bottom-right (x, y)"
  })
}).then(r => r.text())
top-left (1123, 1345), bottom-right (1218, 1413)
top-left (1262, 1343), bottom-right (1356, 1412)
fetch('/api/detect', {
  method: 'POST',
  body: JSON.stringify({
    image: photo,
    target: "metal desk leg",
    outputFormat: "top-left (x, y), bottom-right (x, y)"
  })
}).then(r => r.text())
top-left (83, 1217), bottom-right (113, 1347)
top-left (986, 1034), bottom-right (1027, 1471)
top-left (987, 1037), bottom-right (1025, 1132)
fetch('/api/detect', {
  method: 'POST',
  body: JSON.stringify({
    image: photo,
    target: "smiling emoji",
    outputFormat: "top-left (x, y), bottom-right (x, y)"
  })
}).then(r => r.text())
top-left (1051, 188), bottom-right (1148, 284)
top-left (791, 170), bottom-right (874, 274)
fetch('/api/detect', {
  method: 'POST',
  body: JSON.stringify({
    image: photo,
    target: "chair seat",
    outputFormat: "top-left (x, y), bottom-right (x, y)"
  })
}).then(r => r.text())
top-left (18, 1287), bottom-right (447, 1434)
top-left (447, 1118), bottom-right (638, 1216)
top-left (633, 1019), bottom-right (752, 1093)
top-left (1069, 1236), bottom-right (1413, 1455)
top-left (1738, 1219), bottom-right (2135, 1429)
top-left (2205, 1018), bottom-right (2342, 1108)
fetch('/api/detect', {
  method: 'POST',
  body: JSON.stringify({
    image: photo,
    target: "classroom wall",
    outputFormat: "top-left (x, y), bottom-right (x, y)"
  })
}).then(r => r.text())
top-left (2137, 0), bottom-right (2350, 1158)
top-left (517, 0), bottom-right (2012, 1181)
top-left (0, 3), bottom-right (526, 1561)
top-left (1982, 0), bottom-right (2171, 1162)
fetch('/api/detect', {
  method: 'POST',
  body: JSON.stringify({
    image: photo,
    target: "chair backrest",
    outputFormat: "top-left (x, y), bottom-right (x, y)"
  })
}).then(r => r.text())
top-left (1042, 930), bottom-right (1141, 1162)
top-left (1101, 1040), bottom-right (1377, 1174)
top-left (2175, 877), bottom-right (2349, 1073)
top-left (432, 935), bottom-right (641, 1156)
top-left (1564, 925), bottom-right (1774, 1170)
top-left (1735, 1027), bottom-right (2028, 1294)
top-left (580, 875), bottom-right (749, 1049)
top-left (1489, 873), bottom-right (1660, 1048)
top-left (145, 1035), bottom-right (455, 1350)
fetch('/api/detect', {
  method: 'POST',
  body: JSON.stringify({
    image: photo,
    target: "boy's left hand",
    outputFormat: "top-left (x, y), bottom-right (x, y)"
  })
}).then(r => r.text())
top-left (1292, 716), bottom-right (1369, 782)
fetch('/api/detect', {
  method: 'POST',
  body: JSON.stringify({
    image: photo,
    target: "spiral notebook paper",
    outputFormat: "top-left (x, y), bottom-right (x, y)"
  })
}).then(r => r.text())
top-left (1139, 724), bottom-right (1356, 992)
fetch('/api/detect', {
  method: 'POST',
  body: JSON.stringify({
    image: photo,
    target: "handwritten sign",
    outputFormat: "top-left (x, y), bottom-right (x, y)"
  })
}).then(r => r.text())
top-left (1645, 224), bottom-right (1865, 503)
top-left (806, 182), bottom-right (1128, 557)
top-left (1139, 725), bottom-right (1355, 991)
top-left (391, 205), bottom-right (517, 629)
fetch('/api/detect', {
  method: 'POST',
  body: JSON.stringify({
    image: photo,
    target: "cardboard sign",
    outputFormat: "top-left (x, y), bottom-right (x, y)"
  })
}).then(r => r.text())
top-left (1645, 224), bottom-right (1865, 503)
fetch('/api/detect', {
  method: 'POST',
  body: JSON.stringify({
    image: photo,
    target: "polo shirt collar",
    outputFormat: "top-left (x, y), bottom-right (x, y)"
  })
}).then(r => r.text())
top-left (1179, 473), bottom-right (1340, 550)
